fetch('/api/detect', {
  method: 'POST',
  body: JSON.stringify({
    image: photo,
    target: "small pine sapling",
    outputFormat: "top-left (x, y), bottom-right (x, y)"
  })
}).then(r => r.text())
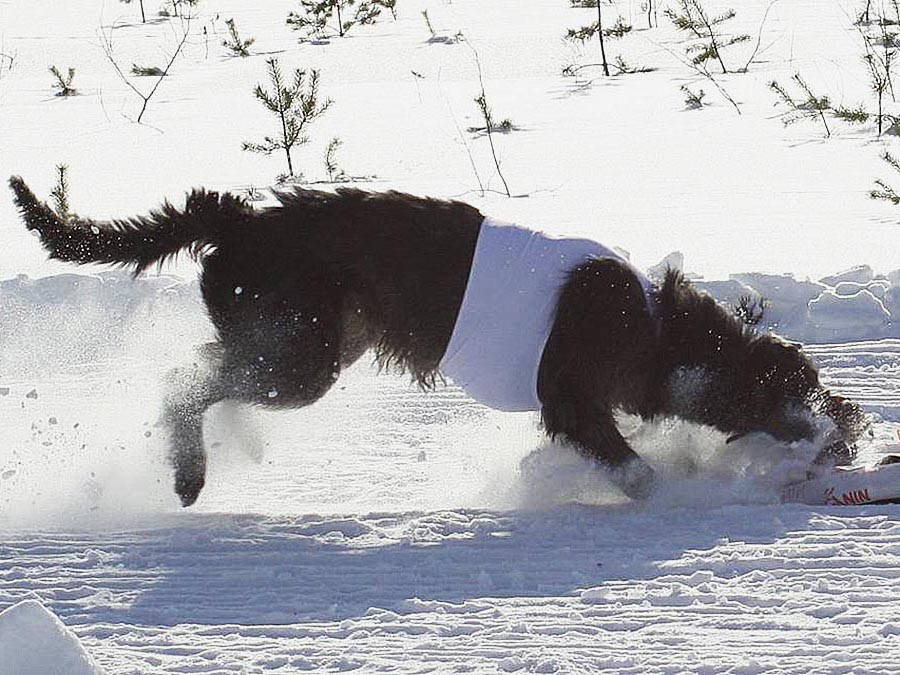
top-left (563, 14), bottom-right (653, 77)
top-left (732, 294), bottom-right (768, 326)
top-left (469, 94), bottom-right (513, 134)
top-left (771, 82), bottom-right (892, 137)
top-left (131, 64), bottom-right (166, 76)
top-left (242, 57), bottom-right (333, 179)
top-left (863, 32), bottom-right (897, 136)
top-left (610, 55), bottom-right (655, 75)
top-left (770, 75), bottom-right (832, 137)
top-left (49, 66), bottom-right (77, 97)
top-left (223, 18), bottom-right (255, 57)
top-left (50, 164), bottom-right (71, 222)
top-left (565, 3), bottom-right (633, 77)
top-left (871, 151), bottom-right (900, 203)
top-left (681, 84), bottom-right (706, 109)
top-left (831, 104), bottom-right (870, 125)
top-left (287, 0), bottom-right (382, 40)
top-left (324, 137), bottom-right (345, 182)
top-left (664, 0), bottom-right (749, 75)
top-left (567, 15), bottom-right (632, 42)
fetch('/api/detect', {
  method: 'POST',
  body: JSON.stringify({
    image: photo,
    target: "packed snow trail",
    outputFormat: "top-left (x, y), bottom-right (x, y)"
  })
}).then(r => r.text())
top-left (3, 506), bottom-right (900, 673)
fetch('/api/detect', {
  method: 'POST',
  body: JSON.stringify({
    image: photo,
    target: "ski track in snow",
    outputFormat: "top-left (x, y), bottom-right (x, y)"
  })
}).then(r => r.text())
top-left (807, 341), bottom-right (900, 424)
top-left (3, 507), bottom-right (900, 673)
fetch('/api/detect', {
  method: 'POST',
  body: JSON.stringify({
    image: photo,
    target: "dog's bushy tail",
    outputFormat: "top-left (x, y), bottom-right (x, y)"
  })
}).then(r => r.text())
top-left (9, 175), bottom-right (249, 275)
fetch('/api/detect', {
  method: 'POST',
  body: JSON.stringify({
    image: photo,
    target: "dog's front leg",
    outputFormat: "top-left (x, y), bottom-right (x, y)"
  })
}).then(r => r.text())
top-left (543, 404), bottom-right (656, 500)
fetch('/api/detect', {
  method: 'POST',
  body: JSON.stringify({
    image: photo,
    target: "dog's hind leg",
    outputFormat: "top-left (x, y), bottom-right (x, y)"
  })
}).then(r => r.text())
top-left (164, 303), bottom-right (343, 507)
top-left (162, 342), bottom-right (228, 507)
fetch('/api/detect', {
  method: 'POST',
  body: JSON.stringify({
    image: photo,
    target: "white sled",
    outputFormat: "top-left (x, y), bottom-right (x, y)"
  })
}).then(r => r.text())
top-left (781, 456), bottom-right (900, 506)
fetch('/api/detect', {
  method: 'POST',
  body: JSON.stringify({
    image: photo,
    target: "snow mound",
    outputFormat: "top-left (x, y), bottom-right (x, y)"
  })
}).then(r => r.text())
top-left (820, 265), bottom-right (874, 287)
top-left (687, 263), bottom-right (900, 343)
top-left (647, 251), bottom-right (684, 281)
top-left (0, 600), bottom-right (102, 675)
top-left (809, 289), bottom-right (891, 336)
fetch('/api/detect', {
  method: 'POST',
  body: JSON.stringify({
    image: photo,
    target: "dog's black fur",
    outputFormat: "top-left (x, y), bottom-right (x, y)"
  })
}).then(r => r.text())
top-left (9, 176), bottom-right (868, 506)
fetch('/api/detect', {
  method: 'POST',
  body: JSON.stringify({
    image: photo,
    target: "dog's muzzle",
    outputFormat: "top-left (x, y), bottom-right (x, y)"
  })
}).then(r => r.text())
top-left (815, 392), bottom-right (869, 466)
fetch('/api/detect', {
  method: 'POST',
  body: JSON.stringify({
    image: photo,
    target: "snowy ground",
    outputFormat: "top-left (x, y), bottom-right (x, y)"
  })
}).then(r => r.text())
top-left (2, 0), bottom-right (900, 672)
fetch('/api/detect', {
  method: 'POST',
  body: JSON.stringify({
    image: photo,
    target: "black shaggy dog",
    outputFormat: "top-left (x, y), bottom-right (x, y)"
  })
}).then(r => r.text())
top-left (10, 176), bottom-right (867, 506)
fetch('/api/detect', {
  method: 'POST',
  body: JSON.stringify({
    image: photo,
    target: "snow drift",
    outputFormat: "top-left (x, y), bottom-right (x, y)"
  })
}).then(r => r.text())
top-left (0, 600), bottom-right (102, 675)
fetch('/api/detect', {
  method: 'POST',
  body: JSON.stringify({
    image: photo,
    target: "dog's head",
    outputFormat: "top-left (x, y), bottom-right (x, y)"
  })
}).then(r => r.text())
top-left (657, 271), bottom-right (867, 456)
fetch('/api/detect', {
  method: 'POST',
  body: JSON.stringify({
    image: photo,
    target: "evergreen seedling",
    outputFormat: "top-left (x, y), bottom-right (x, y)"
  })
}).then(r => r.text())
top-left (611, 55), bottom-right (655, 75)
top-left (287, 0), bottom-right (382, 40)
top-left (732, 294), bottom-right (768, 326)
top-left (243, 57), bottom-right (332, 179)
top-left (863, 34), bottom-right (896, 136)
top-left (131, 64), bottom-right (165, 76)
top-left (49, 66), bottom-right (77, 97)
top-left (563, 15), bottom-right (652, 77)
top-left (324, 137), bottom-right (345, 182)
top-left (871, 151), bottom-right (900, 203)
top-left (223, 18), bottom-right (255, 57)
top-left (664, 0), bottom-right (749, 74)
top-left (681, 84), bottom-right (706, 109)
top-left (469, 94), bottom-right (513, 134)
top-left (565, 3), bottom-right (633, 77)
top-left (50, 164), bottom-right (71, 221)
top-left (770, 75), bottom-right (833, 137)
top-left (567, 15), bottom-right (632, 41)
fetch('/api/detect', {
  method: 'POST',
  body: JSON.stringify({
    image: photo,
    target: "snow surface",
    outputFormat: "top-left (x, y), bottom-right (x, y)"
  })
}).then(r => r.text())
top-left (2, 0), bottom-right (900, 672)
top-left (0, 600), bottom-right (102, 675)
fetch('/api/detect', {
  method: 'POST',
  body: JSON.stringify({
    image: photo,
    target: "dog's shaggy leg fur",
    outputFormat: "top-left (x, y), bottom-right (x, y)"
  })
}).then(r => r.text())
top-left (539, 258), bottom-right (659, 499)
top-left (163, 343), bottom-right (227, 506)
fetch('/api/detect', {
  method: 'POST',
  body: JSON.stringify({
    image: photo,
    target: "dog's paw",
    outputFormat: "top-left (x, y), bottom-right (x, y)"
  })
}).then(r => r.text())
top-left (174, 470), bottom-right (205, 507)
